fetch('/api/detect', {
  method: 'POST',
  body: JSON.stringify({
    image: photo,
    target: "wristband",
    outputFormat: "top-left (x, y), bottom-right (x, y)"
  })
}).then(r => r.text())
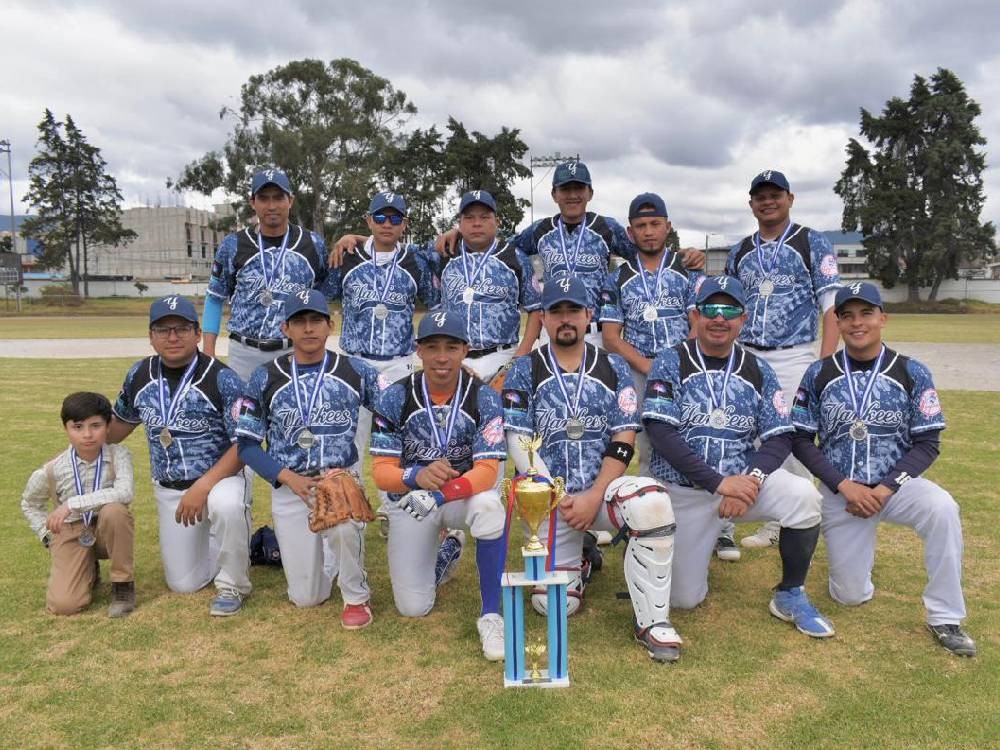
top-left (748, 468), bottom-right (768, 485)
top-left (440, 476), bottom-right (473, 502)
top-left (604, 441), bottom-right (634, 466)
top-left (892, 471), bottom-right (912, 488)
top-left (402, 466), bottom-right (421, 490)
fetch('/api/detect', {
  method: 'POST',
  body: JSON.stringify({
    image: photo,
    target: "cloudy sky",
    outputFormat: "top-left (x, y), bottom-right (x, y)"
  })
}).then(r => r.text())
top-left (3, 0), bottom-right (998, 247)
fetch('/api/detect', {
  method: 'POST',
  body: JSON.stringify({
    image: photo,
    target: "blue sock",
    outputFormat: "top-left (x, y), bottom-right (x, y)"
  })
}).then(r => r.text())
top-left (476, 536), bottom-right (505, 616)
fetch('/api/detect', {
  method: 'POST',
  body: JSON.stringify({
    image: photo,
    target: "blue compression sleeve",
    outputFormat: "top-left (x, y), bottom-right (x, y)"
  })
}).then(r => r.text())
top-left (202, 294), bottom-right (223, 335)
top-left (236, 437), bottom-right (283, 486)
top-left (476, 536), bottom-right (505, 616)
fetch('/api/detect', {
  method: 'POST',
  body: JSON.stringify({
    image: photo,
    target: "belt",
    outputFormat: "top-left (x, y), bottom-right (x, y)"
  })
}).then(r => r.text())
top-left (229, 332), bottom-right (291, 352)
top-left (466, 343), bottom-right (516, 360)
top-left (344, 350), bottom-right (405, 362)
top-left (158, 478), bottom-right (196, 491)
top-left (744, 342), bottom-right (796, 352)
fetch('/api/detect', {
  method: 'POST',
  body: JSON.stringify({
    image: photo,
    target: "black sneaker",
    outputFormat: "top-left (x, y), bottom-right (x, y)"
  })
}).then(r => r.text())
top-left (108, 581), bottom-right (136, 618)
top-left (715, 535), bottom-right (741, 562)
top-left (583, 531), bottom-right (603, 572)
top-left (927, 624), bottom-right (976, 657)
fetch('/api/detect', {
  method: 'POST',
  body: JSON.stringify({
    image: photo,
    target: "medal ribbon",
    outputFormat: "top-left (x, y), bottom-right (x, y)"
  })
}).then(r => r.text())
top-left (459, 238), bottom-right (499, 295)
top-left (693, 342), bottom-right (737, 413)
top-left (842, 345), bottom-right (886, 422)
top-left (753, 222), bottom-right (794, 278)
top-left (556, 216), bottom-right (587, 275)
top-left (291, 352), bottom-right (329, 432)
top-left (365, 237), bottom-right (402, 306)
top-left (421, 371), bottom-right (466, 455)
top-left (546, 345), bottom-right (588, 422)
top-left (257, 227), bottom-right (291, 299)
top-left (70, 447), bottom-right (103, 526)
top-left (157, 355), bottom-right (200, 433)
top-left (636, 251), bottom-right (671, 311)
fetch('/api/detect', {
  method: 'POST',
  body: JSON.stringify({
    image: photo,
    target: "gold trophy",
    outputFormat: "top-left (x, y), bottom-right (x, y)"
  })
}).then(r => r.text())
top-left (501, 435), bottom-right (566, 554)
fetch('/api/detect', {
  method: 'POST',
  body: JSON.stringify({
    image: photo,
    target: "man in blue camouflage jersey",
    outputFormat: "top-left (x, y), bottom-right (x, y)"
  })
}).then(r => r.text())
top-left (236, 290), bottom-right (383, 629)
top-left (201, 168), bottom-right (331, 382)
top-left (719, 169), bottom-right (842, 557)
top-left (792, 282), bottom-right (974, 657)
top-left (642, 276), bottom-right (834, 642)
top-left (109, 296), bottom-right (252, 616)
top-left (600, 192), bottom-right (700, 476)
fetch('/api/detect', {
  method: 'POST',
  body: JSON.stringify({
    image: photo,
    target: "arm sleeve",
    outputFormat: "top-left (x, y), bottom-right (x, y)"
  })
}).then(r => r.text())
top-left (236, 437), bottom-right (284, 486)
top-left (879, 429), bottom-right (941, 491)
top-left (372, 454), bottom-right (408, 493)
top-left (202, 294), bottom-right (223, 335)
top-left (66, 445), bottom-right (135, 512)
top-left (644, 419), bottom-right (724, 493)
top-left (791, 429), bottom-right (847, 493)
top-left (21, 467), bottom-right (51, 541)
top-left (747, 433), bottom-right (792, 476)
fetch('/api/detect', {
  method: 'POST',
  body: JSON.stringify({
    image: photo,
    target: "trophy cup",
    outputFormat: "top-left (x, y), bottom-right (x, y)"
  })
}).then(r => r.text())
top-left (500, 435), bottom-right (570, 688)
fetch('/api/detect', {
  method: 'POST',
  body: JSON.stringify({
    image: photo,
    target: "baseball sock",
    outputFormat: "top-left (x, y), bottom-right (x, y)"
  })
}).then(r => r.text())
top-left (776, 524), bottom-right (820, 590)
top-left (476, 536), bottom-right (505, 616)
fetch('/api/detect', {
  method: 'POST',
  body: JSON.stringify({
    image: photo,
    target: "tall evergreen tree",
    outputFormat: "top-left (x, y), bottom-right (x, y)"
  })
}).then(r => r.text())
top-left (835, 68), bottom-right (995, 301)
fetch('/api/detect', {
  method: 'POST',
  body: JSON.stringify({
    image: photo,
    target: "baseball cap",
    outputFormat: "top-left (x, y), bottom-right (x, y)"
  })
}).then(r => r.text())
top-left (628, 192), bottom-right (669, 220)
top-left (459, 190), bottom-right (497, 214)
top-left (150, 295), bottom-right (198, 324)
top-left (283, 289), bottom-right (330, 321)
top-left (251, 168), bottom-right (292, 197)
top-left (749, 169), bottom-right (790, 194)
top-left (368, 190), bottom-right (408, 216)
top-left (416, 311), bottom-right (469, 343)
top-left (695, 275), bottom-right (747, 308)
top-left (542, 276), bottom-right (590, 310)
top-left (834, 281), bottom-right (883, 312)
top-left (552, 161), bottom-right (592, 187)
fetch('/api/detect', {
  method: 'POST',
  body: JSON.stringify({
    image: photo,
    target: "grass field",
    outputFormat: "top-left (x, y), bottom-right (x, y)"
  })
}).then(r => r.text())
top-left (0, 357), bottom-right (996, 749)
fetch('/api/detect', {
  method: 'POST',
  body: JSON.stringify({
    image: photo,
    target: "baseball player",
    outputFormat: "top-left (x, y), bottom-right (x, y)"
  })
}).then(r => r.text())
top-left (792, 282), bottom-right (975, 656)
top-left (502, 276), bottom-right (681, 663)
top-left (370, 311), bottom-right (508, 660)
top-left (201, 168), bottom-right (331, 382)
top-left (720, 169), bottom-right (842, 557)
top-left (642, 276), bottom-right (835, 639)
top-left (109, 296), bottom-right (252, 616)
top-left (600, 192), bottom-right (700, 477)
top-left (236, 290), bottom-right (382, 628)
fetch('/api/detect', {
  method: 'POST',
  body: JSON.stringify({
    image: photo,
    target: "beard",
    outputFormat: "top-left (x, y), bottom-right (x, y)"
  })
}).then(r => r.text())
top-left (553, 324), bottom-right (580, 347)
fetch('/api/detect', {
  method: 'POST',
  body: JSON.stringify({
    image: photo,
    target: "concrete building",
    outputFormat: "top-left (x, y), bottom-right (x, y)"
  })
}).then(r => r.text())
top-left (705, 229), bottom-right (869, 279)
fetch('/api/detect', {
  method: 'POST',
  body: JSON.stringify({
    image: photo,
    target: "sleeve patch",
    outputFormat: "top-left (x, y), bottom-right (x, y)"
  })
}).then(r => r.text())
top-left (820, 255), bottom-right (838, 277)
top-left (645, 379), bottom-right (674, 402)
top-left (377, 372), bottom-right (393, 391)
top-left (502, 388), bottom-right (530, 413)
top-left (617, 385), bottom-right (638, 416)
top-left (919, 388), bottom-right (942, 417)
top-left (773, 389), bottom-right (790, 418)
top-left (482, 415), bottom-right (505, 446)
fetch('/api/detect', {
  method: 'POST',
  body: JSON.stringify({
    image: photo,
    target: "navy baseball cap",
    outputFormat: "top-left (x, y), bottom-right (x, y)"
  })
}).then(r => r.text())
top-left (552, 161), bottom-right (592, 187)
top-left (749, 169), bottom-right (790, 194)
top-left (416, 311), bottom-right (469, 343)
top-left (368, 190), bottom-right (408, 216)
top-left (459, 190), bottom-right (497, 214)
top-left (835, 281), bottom-right (883, 312)
top-left (628, 192), bottom-right (669, 220)
top-left (542, 276), bottom-right (590, 310)
top-left (283, 289), bottom-right (330, 321)
top-left (150, 295), bottom-right (198, 324)
top-left (251, 168), bottom-right (292, 197)
top-left (695, 275), bottom-right (747, 308)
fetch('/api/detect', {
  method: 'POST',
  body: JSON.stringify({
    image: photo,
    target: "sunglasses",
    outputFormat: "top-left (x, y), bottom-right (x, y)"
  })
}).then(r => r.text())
top-left (371, 213), bottom-right (405, 226)
top-left (697, 303), bottom-right (744, 321)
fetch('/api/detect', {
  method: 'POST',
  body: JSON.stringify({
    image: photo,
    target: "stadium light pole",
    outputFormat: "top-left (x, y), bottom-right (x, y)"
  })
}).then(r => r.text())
top-left (0, 140), bottom-right (14, 252)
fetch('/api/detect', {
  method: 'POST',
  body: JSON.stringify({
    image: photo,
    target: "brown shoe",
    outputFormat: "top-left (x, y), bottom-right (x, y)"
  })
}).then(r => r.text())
top-left (108, 581), bottom-right (136, 618)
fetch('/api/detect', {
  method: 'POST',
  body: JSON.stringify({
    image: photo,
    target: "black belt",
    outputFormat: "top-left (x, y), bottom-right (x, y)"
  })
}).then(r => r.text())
top-left (229, 332), bottom-right (291, 352)
top-left (344, 350), bottom-right (401, 362)
top-left (467, 343), bottom-right (515, 360)
top-left (159, 478), bottom-right (196, 491)
top-left (744, 342), bottom-right (796, 352)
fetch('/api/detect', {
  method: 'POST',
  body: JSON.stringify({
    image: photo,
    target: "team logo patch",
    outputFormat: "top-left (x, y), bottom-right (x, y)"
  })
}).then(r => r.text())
top-left (482, 416), bottom-right (504, 446)
top-left (773, 389), bottom-right (790, 417)
top-left (231, 397), bottom-right (248, 421)
top-left (646, 379), bottom-right (673, 401)
top-left (618, 386), bottom-right (638, 415)
top-left (919, 388), bottom-right (942, 417)
top-left (377, 373), bottom-right (393, 391)
top-left (820, 255), bottom-right (838, 277)
top-left (693, 276), bottom-right (706, 295)
top-left (372, 413), bottom-right (393, 433)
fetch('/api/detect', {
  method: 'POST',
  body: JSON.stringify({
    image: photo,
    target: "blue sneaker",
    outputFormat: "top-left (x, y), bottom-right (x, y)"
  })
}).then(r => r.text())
top-left (434, 529), bottom-right (466, 587)
top-left (769, 587), bottom-right (835, 638)
top-left (210, 587), bottom-right (245, 617)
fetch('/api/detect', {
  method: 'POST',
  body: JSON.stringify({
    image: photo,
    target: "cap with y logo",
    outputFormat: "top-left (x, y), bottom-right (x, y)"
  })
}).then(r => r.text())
top-left (416, 311), bottom-right (469, 343)
top-left (542, 275), bottom-right (590, 310)
top-left (749, 169), bottom-right (790, 194)
top-left (695, 275), bottom-right (747, 308)
top-left (283, 289), bottom-right (330, 321)
top-left (552, 160), bottom-right (592, 187)
top-left (368, 190), bottom-right (408, 216)
top-left (150, 295), bottom-right (198, 324)
top-left (251, 168), bottom-right (293, 197)
top-left (458, 190), bottom-right (497, 214)
top-left (835, 281), bottom-right (882, 311)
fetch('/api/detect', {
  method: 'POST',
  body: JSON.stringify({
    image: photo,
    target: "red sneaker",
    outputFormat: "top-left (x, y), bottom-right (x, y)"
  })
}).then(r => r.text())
top-left (341, 602), bottom-right (373, 630)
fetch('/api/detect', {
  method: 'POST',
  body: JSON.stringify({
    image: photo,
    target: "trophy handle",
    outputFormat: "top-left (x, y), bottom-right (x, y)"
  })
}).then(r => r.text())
top-left (549, 477), bottom-right (566, 512)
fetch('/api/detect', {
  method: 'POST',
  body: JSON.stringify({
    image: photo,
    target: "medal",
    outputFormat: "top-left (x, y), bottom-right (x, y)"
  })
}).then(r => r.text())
top-left (435, 404), bottom-right (450, 427)
top-left (70, 448), bottom-right (103, 549)
top-left (78, 528), bottom-right (96, 548)
top-left (753, 223), bottom-right (793, 301)
top-left (462, 287), bottom-right (476, 305)
top-left (759, 279), bottom-right (775, 298)
top-left (374, 303), bottom-right (389, 320)
top-left (546, 344), bottom-right (589, 442)
top-left (642, 305), bottom-right (658, 322)
top-left (257, 227), bottom-right (290, 313)
top-left (693, 342), bottom-right (737, 431)
top-left (291, 352), bottom-right (329, 457)
top-left (565, 417), bottom-right (585, 440)
top-left (159, 429), bottom-right (173, 449)
top-left (556, 216), bottom-right (587, 276)
top-left (368, 238), bottom-right (401, 324)
top-left (422, 371), bottom-right (468, 457)
top-left (635, 251), bottom-right (670, 326)
top-left (842, 345), bottom-right (885, 443)
top-left (156, 354), bottom-right (199, 452)
top-left (261, 289), bottom-right (274, 307)
top-left (458, 239), bottom-right (498, 308)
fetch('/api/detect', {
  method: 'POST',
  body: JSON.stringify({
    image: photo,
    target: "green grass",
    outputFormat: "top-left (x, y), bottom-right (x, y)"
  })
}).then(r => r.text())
top-left (1, 358), bottom-right (996, 749)
top-left (883, 313), bottom-right (1000, 344)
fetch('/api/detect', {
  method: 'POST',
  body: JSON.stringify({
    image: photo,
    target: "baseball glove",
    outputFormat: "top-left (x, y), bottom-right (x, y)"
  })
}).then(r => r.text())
top-left (309, 469), bottom-right (374, 533)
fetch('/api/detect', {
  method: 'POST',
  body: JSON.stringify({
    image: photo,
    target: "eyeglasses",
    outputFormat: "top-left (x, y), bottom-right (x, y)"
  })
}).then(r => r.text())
top-left (150, 323), bottom-right (197, 338)
top-left (372, 213), bottom-right (405, 226)
top-left (697, 304), bottom-right (743, 321)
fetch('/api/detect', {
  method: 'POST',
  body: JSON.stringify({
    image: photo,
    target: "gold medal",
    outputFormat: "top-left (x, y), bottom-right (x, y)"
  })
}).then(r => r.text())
top-left (159, 429), bottom-right (173, 449)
